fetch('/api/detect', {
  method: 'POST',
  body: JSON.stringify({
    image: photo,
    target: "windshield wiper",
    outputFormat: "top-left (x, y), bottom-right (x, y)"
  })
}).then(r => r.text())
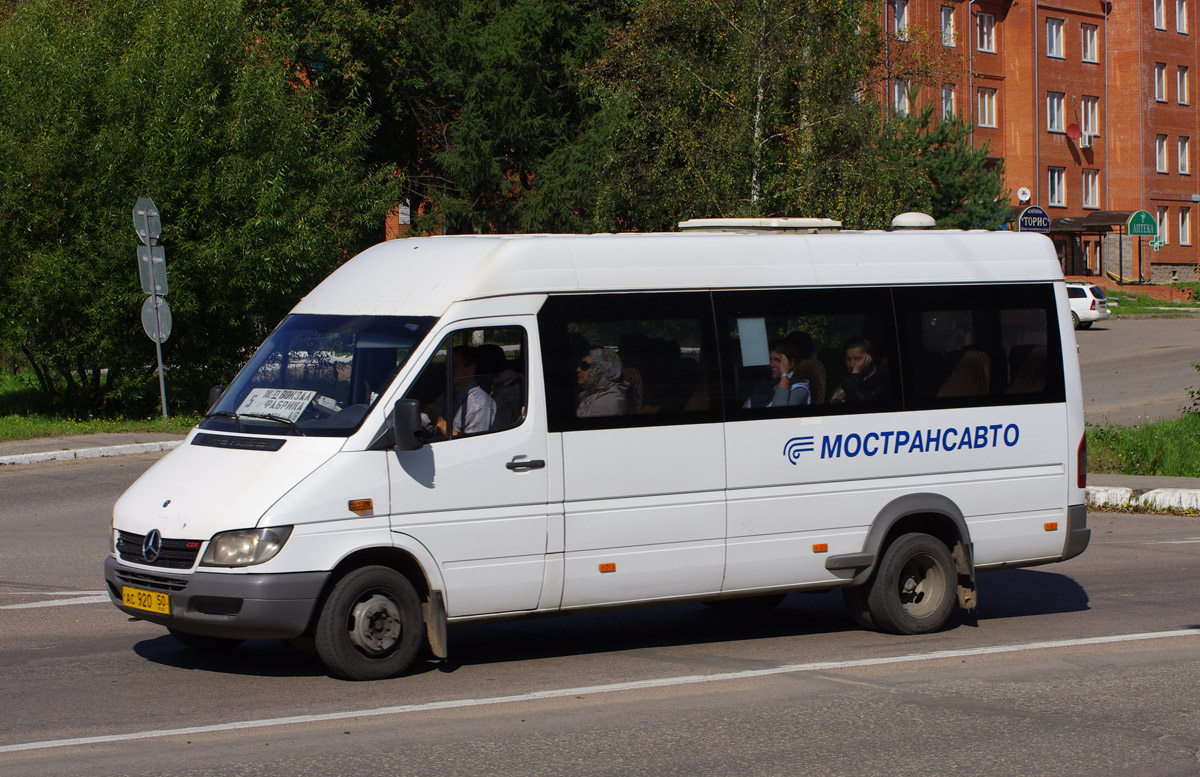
top-left (240, 413), bottom-right (305, 436)
top-left (203, 410), bottom-right (243, 432)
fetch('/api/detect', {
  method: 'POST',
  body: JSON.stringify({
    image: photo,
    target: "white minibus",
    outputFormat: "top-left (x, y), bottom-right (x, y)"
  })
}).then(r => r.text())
top-left (106, 218), bottom-right (1090, 680)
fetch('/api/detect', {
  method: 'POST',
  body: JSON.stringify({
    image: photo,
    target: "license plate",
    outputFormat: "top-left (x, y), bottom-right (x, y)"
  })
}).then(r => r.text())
top-left (122, 586), bottom-right (170, 615)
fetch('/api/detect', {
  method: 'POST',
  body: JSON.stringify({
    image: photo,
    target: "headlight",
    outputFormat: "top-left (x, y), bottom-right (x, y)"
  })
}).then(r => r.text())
top-left (200, 527), bottom-right (293, 567)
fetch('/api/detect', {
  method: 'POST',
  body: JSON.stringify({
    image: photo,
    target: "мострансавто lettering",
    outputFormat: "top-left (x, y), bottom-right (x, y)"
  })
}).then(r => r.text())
top-left (783, 424), bottom-right (1020, 464)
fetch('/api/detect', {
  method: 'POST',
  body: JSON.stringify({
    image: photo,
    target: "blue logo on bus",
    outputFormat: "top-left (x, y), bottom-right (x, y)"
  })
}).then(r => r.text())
top-left (783, 436), bottom-right (815, 464)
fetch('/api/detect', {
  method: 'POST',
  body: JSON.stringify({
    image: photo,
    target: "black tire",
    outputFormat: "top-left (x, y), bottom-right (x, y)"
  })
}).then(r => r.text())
top-left (841, 584), bottom-right (874, 630)
top-left (168, 628), bottom-right (243, 651)
top-left (702, 593), bottom-right (786, 614)
top-left (1071, 311), bottom-right (1081, 329)
top-left (865, 533), bottom-right (956, 635)
top-left (315, 566), bottom-right (423, 681)
top-left (1079, 321), bottom-right (1093, 329)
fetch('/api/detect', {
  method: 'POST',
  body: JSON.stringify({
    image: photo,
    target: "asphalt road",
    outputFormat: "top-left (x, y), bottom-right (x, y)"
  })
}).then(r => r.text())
top-left (2, 455), bottom-right (1199, 776)
top-left (1077, 315), bottom-right (1200, 425)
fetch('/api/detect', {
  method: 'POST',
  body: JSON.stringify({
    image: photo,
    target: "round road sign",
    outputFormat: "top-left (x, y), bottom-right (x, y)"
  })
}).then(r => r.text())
top-left (141, 295), bottom-right (172, 343)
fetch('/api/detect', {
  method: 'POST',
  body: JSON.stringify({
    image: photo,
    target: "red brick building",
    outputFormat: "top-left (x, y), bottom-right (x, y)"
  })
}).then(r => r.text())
top-left (882, 0), bottom-right (1200, 282)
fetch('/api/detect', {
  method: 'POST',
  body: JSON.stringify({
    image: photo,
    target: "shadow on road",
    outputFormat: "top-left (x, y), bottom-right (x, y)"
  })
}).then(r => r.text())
top-left (131, 568), bottom-right (1089, 679)
top-left (133, 635), bottom-right (327, 677)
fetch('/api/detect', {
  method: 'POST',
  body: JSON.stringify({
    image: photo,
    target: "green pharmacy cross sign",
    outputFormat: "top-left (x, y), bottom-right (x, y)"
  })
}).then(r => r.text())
top-left (1126, 210), bottom-right (1158, 237)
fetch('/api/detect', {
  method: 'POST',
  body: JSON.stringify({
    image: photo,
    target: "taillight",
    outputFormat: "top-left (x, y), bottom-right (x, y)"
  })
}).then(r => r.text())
top-left (1090, 299), bottom-right (1096, 310)
top-left (1077, 434), bottom-right (1087, 488)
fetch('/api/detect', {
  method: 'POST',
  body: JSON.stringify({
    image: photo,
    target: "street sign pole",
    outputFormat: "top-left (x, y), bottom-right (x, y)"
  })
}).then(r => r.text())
top-left (133, 197), bottom-right (170, 428)
top-left (149, 259), bottom-right (168, 428)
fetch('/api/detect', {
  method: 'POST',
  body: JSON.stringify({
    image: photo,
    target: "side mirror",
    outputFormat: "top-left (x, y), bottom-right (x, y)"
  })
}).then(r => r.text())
top-left (207, 384), bottom-right (224, 412)
top-left (391, 398), bottom-right (425, 451)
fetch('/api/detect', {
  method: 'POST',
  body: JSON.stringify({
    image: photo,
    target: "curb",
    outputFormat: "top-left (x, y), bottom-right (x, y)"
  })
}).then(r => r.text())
top-left (0, 440), bottom-right (183, 467)
top-left (1086, 486), bottom-right (1200, 512)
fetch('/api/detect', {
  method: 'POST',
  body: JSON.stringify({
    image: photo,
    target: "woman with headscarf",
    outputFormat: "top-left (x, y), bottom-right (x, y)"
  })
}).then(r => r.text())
top-left (575, 347), bottom-right (628, 418)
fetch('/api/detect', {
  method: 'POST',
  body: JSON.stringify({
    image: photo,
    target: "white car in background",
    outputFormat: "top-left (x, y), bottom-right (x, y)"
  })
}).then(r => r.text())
top-left (1066, 282), bottom-right (1111, 329)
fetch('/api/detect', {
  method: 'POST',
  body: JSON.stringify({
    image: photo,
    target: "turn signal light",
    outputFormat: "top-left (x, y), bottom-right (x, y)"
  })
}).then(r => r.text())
top-left (1044, 522), bottom-right (1059, 531)
top-left (813, 543), bottom-right (829, 553)
top-left (348, 499), bottom-right (373, 512)
top-left (599, 563), bottom-right (616, 573)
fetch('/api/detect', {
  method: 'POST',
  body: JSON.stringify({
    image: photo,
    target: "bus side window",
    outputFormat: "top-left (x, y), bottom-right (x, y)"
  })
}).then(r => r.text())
top-left (894, 284), bottom-right (1064, 410)
top-left (714, 287), bottom-right (899, 418)
top-left (537, 293), bottom-right (720, 432)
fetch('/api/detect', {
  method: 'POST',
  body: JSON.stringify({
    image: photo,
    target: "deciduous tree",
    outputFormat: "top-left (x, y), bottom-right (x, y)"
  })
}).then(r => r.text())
top-left (0, 0), bottom-right (396, 414)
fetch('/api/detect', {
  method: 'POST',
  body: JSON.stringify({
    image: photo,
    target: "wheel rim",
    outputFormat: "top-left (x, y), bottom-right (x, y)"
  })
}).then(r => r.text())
top-left (895, 552), bottom-right (948, 619)
top-left (348, 592), bottom-right (402, 655)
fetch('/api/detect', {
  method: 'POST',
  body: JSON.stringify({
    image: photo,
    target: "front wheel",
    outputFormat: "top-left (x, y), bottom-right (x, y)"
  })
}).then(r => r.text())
top-left (315, 566), bottom-right (423, 681)
top-left (865, 533), bottom-right (956, 635)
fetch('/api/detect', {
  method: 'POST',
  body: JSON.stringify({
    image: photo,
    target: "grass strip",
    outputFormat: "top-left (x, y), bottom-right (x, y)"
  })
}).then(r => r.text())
top-left (1088, 413), bottom-right (1200, 477)
top-left (0, 414), bottom-right (199, 442)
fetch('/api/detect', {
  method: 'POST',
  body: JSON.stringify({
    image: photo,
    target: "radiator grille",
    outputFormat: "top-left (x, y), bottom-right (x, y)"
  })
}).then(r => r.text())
top-left (116, 531), bottom-right (202, 570)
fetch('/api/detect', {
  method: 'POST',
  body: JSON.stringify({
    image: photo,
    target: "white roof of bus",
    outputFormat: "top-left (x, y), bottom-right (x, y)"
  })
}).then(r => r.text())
top-left (291, 230), bottom-right (1064, 318)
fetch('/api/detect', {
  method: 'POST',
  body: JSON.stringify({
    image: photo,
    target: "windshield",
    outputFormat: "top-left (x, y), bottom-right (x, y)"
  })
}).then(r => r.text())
top-left (201, 314), bottom-right (436, 437)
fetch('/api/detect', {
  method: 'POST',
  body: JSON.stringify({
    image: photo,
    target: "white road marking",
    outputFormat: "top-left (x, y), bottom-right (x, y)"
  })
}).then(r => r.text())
top-left (0, 591), bottom-right (107, 596)
top-left (1095, 538), bottom-right (1200, 546)
top-left (0, 595), bottom-right (110, 610)
top-left (1, 628), bottom-right (1198, 754)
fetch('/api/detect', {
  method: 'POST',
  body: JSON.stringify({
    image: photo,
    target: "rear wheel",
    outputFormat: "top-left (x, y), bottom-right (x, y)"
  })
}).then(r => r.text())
top-left (1079, 321), bottom-right (1093, 329)
top-left (315, 566), bottom-right (423, 681)
top-left (865, 533), bottom-right (956, 635)
top-left (1071, 311), bottom-right (1081, 329)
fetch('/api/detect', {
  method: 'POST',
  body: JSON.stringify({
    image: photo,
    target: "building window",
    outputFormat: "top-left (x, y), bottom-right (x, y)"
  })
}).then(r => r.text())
top-left (1156, 63), bottom-right (1168, 101)
top-left (1158, 134), bottom-right (1169, 171)
top-left (1082, 170), bottom-right (1099, 208)
top-left (894, 0), bottom-right (909, 40)
top-left (1048, 167), bottom-right (1066, 206)
top-left (977, 13), bottom-right (995, 52)
top-left (942, 84), bottom-right (956, 118)
top-left (1157, 206), bottom-right (1170, 243)
top-left (1081, 24), bottom-right (1099, 62)
top-left (942, 6), bottom-right (956, 46)
top-left (1179, 66), bottom-right (1190, 103)
top-left (1081, 95), bottom-right (1100, 136)
top-left (1181, 207), bottom-right (1192, 245)
top-left (1047, 92), bottom-right (1065, 132)
top-left (1046, 19), bottom-right (1064, 58)
top-left (894, 80), bottom-right (911, 115)
top-left (1180, 137), bottom-right (1191, 173)
top-left (1156, 0), bottom-right (1167, 29)
top-left (1179, 0), bottom-right (1190, 33)
top-left (977, 87), bottom-right (997, 127)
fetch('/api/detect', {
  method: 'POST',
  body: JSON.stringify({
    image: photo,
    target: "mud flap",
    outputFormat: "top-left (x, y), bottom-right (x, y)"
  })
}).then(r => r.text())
top-left (422, 590), bottom-right (448, 659)
top-left (952, 542), bottom-right (977, 611)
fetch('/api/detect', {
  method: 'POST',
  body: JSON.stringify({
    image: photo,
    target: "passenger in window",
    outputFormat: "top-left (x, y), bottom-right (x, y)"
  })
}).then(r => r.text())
top-left (424, 346), bottom-right (497, 436)
top-left (476, 343), bottom-right (525, 430)
top-left (576, 347), bottom-right (628, 417)
top-left (743, 341), bottom-right (812, 408)
top-left (830, 338), bottom-right (887, 404)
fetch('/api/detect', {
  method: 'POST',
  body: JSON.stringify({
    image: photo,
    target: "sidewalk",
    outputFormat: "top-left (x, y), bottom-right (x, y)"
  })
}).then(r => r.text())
top-left (1, 431), bottom-right (1198, 513)
top-left (0, 431), bottom-right (184, 466)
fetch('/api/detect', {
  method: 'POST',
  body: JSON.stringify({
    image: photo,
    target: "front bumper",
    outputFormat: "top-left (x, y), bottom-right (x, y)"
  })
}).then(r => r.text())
top-left (104, 556), bottom-right (329, 640)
